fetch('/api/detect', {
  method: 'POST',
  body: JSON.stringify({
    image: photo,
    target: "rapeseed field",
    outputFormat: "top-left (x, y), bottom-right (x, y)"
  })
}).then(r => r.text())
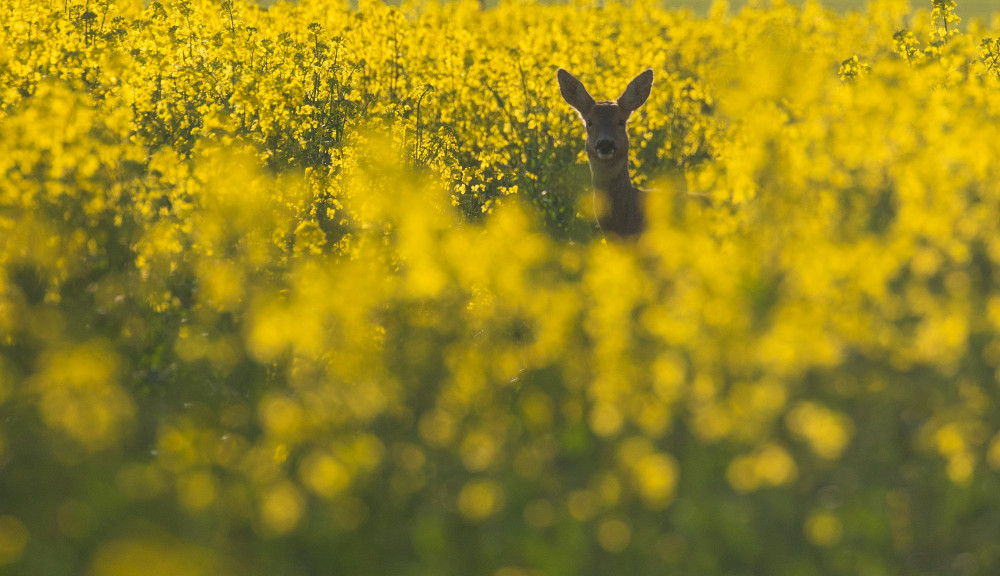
top-left (3, 0), bottom-right (1000, 574)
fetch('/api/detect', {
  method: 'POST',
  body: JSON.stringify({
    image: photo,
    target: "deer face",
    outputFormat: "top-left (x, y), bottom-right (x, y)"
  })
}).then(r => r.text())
top-left (583, 103), bottom-right (630, 163)
top-left (557, 68), bottom-right (653, 167)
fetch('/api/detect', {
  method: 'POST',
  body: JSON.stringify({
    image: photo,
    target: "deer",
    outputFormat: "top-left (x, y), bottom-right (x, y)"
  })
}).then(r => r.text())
top-left (557, 67), bottom-right (653, 239)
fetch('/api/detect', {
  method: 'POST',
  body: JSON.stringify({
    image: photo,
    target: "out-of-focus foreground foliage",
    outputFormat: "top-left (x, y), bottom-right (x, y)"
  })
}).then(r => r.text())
top-left (4, 0), bottom-right (1000, 573)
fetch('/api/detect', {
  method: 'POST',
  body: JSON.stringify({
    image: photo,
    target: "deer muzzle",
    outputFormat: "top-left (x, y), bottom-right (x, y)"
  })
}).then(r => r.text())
top-left (594, 139), bottom-right (616, 160)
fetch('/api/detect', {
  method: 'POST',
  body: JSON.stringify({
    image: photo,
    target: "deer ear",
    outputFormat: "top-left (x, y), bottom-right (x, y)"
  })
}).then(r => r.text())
top-left (618, 68), bottom-right (653, 114)
top-left (558, 69), bottom-right (595, 117)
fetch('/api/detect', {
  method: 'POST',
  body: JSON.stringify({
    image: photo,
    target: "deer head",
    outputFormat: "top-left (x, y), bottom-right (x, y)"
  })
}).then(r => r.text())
top-left (557, 68), bottom-right (652, 173)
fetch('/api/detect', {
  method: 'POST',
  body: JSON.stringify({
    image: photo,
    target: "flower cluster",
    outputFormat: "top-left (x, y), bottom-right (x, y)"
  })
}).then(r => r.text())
top-left (3, 0), bottom-right (1000, 574)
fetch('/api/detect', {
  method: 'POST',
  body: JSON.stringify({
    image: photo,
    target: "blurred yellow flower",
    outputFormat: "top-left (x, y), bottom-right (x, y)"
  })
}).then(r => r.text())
top-left (631, 453), bottom-right (680, 509)
top-left (457, 479), bottom-right (505, 522)
top-left (259, 481), bottom-right (305, 537)
top-left (786, 402), bottom-right (854, 460)
top-left (0, 516), bottom-right (28, 566)
top-left (727, 443), bottom-right (798, 493)
top-left (805, 510), bottom-right (843, 547)
top-left (31, 342), bottom-right (134, 453)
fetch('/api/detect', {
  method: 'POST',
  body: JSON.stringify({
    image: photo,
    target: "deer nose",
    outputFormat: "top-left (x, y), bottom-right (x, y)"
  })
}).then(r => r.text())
top-left (594, 139), bottom-right (616, 159)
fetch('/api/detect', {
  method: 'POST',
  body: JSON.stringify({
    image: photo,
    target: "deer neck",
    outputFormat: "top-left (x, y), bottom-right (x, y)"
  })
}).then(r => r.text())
top-left (590, 161), bottom-right (642, 237)
top-left (591, 160), bottom-right (632, 195)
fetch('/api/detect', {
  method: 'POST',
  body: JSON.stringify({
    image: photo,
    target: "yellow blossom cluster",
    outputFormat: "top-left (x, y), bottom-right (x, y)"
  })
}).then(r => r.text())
top-left (3, 0), bottom-right (1000, 574)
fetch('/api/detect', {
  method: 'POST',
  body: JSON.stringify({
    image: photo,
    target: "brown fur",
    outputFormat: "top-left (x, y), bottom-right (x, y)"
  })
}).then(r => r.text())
top-left (558, 68), bottom-right (653, 239)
